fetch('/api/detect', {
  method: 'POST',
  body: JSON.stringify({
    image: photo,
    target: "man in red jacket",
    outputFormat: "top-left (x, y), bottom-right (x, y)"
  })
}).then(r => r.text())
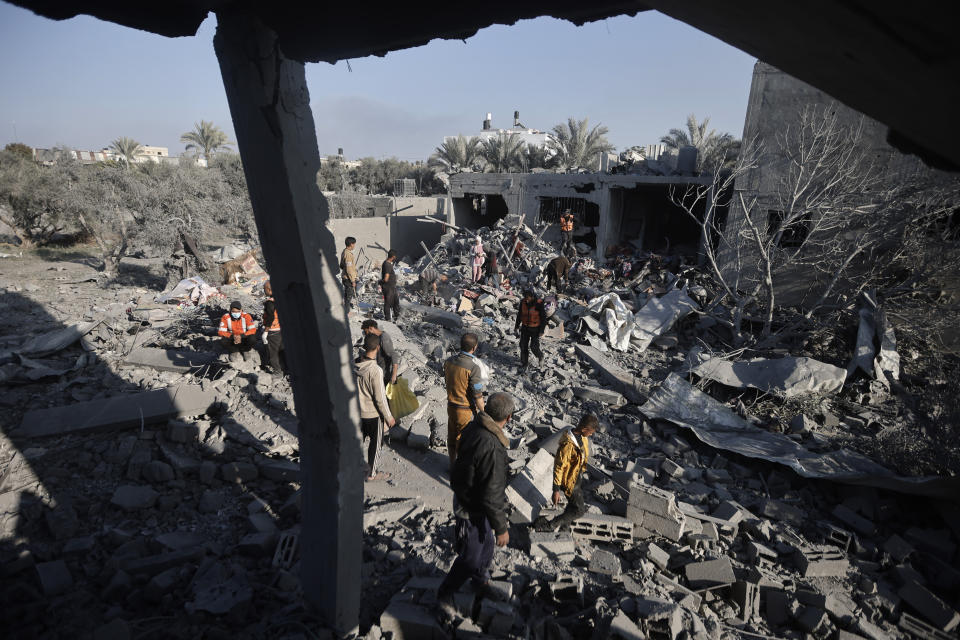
top-left (218, 300), bottom-right (257, 362)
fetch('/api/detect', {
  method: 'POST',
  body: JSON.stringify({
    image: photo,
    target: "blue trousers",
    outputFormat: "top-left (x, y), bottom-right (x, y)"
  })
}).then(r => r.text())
top-left (438, 514), bottom-right (494, 595)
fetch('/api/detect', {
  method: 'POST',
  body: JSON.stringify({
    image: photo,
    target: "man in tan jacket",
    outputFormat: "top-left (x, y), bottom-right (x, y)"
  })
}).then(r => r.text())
top-left (340, 236), bottom-right (359, 309)
top-left (355, 333), bottom-right (395, 481)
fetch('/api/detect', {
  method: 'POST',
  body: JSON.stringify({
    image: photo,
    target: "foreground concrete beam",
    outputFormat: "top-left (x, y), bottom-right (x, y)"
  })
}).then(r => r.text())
top-left (123, 347), bottom-right (220, 373)
top-left (17, 385), bottom-right (216, 438)
top-left (574, 344), bottom-right (645, 404)
top-left (214, 10), bottom-right (363, 634)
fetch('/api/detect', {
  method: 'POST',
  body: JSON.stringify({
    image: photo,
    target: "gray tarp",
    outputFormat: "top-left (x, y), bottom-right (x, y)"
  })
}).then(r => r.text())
top-left (640, 373), bottom-right (959, 497)
top-left (687, 349), bottom-right (845, 397)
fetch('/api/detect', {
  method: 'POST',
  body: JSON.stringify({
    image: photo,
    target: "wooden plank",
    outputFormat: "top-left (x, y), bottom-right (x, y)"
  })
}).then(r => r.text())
top-left (214, 11), bottom-right (363, 635)
top-left (17, 385), bottom-right (216, 439)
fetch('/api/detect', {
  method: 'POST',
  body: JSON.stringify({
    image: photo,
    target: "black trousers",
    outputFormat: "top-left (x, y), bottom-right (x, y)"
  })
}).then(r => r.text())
top-left (439, 513), bottom-right (495, 596)
top-left (560, 230), bottom-right (573, 250)
top-left (360, 417), bottom-right (383, 475)
top-left (265, 331), bottom-right (283, 371)
top-left (222, 335), bottom-right (255, 353)
top-left (549, 483), bottom-right (586, 531)
top-left (519, 325), bottom-right (543, 366)
top-left (342, 278), bottom-right (356, 307)
top-left (383, 287), bottom-right (400, 322)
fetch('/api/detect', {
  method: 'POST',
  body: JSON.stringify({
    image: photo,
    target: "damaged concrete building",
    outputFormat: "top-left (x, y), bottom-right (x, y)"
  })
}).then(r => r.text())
top-left (450, 170), bottom-right (719, 260)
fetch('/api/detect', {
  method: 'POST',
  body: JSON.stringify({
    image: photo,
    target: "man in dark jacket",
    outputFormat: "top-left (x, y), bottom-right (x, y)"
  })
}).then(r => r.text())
top-left (545, 255), bottom-right (571, 293)
top-left (436, 392), bottom-right (514, 619)
top-left (380, 249), bottom-right (401, 322)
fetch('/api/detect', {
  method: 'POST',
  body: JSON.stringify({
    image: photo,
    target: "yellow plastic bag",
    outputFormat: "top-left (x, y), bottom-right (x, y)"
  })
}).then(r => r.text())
top-left (385, 376), bottom-right (419, 419)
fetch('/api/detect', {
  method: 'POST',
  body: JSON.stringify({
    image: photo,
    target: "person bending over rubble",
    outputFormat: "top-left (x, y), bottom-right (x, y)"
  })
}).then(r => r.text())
top-left (380, 249), bottom-right (401, 323)
top-left (418, 264), bottom-right (441, 303)
top-left (534, 414), bottom-right (598, 532)
top-left (444, 332), bottom-right (485, 467)
top-left (436, 392), bottom-right (514, 621)
top-left (218, 301), bottom-right (258, 363)
top-left (360, 319), bottom-right (399, 386)
top-left (261, 281), bottom-right (283, 374)
top-left (355, 333), bottom-right (396, 481)
top-left (546, 255), bottom-right (571, 293)
top-left (515, 290), bottom-right (546, 373)
top-left (340, 236), bottom-right (358, 310)
top-left (484, 249), bottom-right (500, 289)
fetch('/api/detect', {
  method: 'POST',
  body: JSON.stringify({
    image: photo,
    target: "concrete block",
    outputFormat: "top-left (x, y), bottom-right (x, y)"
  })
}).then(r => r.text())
top-left (248, 512), bottom-right (279, 534)
top-left (898, 580), bottom-right (960, 632)
top-left (660, 459), bottom-right (684, 479)
top-left (574, 344), bottom-right (645, 404)
top-left (221, 461), bottom-right (258, 483)
top-left (238, 532), bottom-right (277, 556)
top-left (257, 459), bottom-right (300, 481)
top-left (505, 450), bottom-right (554, 523)
top-left (589, 548), bottom-right (622, 576)
top-left (572, 386), bottom-right (625, 406)
top-left (110, 485), bottom-right (158, 511)
top-left (905, 527), bottom-right (956, 559)
top-left (609, 612), bottom-right (645, 640)
top-left (884, 534), bottom-right (915, 562)
top-left (529, 531), bottom-right (575, 560)
top-left (124, 347), bottom-right (219, 373)
top-left (641, 511), bottom-right (686, 542)
top-left (628, 483), bottom-right (677, 518)
top-left (478, 600), bottom-right (514, 635)
top-left (570, 513), bottom-right (633, 543)
top-left (167, 420), bottom-right (199, 443)
top-left (634, 596), bottom-right (682, 639)
top-left (765, 590), bottom-right (791, 626)
top-left (646, 542), bottom-right (670, 571)
top-left (712, 501), bottom-right (746, 524)
top-left (759, 498), bottom-right (806, 525)
top-left (143, 460), bottom-right (175, 483)
top-left (794, 545), bottom-right (849, 578)
top-left (121, 547), bottom-right (204, 577)
top-left (364, 499), bottom-right (424, 529)
top-left (407, 420), bottom-right (430, 450)
top-left (898, 612), bottom-right (956, 640)
top-left (832, 504), bottom-right (874, 536)
top-left (380, 601), bottom-right (445, 639)
top-left (550, 575), bottom-right (583, 605)
top-left (684, 556), bottom-right (735, 589)
top-left (35, 559), bottom-right (73, 596)
top-left (819, 521), bottom-right (853, 552)
top-left (796, 606), bottom-right (830, 635)
top-left (731, 580), bottom-right (760, 621)
top-left (18, 384), bottom-right (215, 438)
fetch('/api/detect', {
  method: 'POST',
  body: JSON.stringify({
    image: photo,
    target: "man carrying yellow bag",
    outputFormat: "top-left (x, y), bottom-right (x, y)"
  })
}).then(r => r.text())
top-left (356, 333), bottom-right (396, 482)
top-left (385, 376), bottom-right (419, 419)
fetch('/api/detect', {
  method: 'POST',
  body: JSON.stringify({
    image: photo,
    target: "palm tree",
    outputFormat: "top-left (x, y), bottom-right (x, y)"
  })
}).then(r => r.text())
top-left (521, 144), bottom-right (553, 171)
top-left (428, 135), bottom-right (482, 173)
top-left (660, 114), bottom-right (739, 173)
top-left (479, 133), bottom-right (525, 173)
top-left (548, 118), bottom-right (615, 171)
top-left (180, 120), bottom-right (233, 161)
top-left (110, 137), bottom-right (142, 167)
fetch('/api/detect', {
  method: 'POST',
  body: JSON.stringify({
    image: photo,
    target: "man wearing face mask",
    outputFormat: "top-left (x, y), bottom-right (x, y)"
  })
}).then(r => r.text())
top-left (218, 301), bottom-right (258, 362)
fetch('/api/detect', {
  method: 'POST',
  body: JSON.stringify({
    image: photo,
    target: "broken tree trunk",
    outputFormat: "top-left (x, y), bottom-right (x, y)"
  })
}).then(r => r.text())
top-left (214, 11), bottom-right (363, 635)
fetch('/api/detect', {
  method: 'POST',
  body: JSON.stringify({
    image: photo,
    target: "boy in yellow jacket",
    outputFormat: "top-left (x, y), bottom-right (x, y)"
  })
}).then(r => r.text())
top-left (534, 413), bottom-right (598, 532)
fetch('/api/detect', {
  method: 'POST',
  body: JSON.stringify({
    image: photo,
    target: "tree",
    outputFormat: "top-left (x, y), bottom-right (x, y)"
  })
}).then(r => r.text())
top-left (180, 120), bottom-right (233, 160)
top-left (4, 143), bottom-right (33, 161)
top-left (480, 133), bottom-right (525, 173)
top-left (548, 117), bottom-right (614, 171)
top-left (428, 135), bottom-right (482, 173)
top-left (670, 104), bottom-right (960, 341)
top-left (521, 144), bottom-right (553, 172)
top-left (660, 114), bottom-right (739, 173)
top-left (110, 137), bottom-right (142, 167)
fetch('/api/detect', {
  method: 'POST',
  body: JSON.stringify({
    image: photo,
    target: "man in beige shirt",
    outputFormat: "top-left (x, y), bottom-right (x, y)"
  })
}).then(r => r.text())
top-left (355, 333), bottom-right (395, 481)
top-left (340, 236), bottom-right (359, 309)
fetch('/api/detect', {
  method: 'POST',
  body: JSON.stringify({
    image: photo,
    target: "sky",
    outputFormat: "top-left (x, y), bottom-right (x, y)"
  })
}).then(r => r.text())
top-left (0, 3), bottom-right (756, 162)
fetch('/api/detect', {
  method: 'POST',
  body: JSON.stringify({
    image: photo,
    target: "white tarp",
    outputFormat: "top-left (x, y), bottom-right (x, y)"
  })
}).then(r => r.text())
top-left (156, 276), bottom-right (219, 305)
top-left (875, 309), bottom-right (900, 386)
top-left (687, 348), bottom-right (846, 397)
top-left (586, 289), bottom-right (698, 352)
top-left (641, 373), bottom-right (958, 497)
top-left (0, 320), bottom-right (101, 364)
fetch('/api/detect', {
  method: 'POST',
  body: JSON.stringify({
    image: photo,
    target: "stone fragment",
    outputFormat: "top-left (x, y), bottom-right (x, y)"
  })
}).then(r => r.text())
top-left (221, 461), bottom-right (258, 483)
top-left (144, 567), bottom-right (179, 602)
top-left (529, 531), bottom-right (575, 560)
top-left (609, 612), bottom-right (644, 640)
top-left (167, 420), bottom-right (199, 443)
top-left (660, 458), bottom-right (684, 479)
top-left (832, 503), bottom-right (874, 535)
top-left (143, 460), bottom-right (175, 483)
top-left (646, 542), bottom-right (670, 571)
top-left (36, 559), bottom-right (73, 596)
top-left (684, 556), bottom-right (735, 589)
top-left (589, 549), bottom-right (622, 576)
top-left (572, 386), bottom-right (625, 406)
top-left (796, 606), bottom-right (830, 635)
top-left (258, 458), bottom-right (299, 481)
top-left (238, 532), bottom-right (277, 556)
top-left (110, 485), bottom-right (159, 511)
top-left (199, 489), bottom-right (224, 514)
top-left (407, 420), bottom-right (430, 450)
top-left (379, 601), bottom-right (445, 639)
top-left (363, 499), bottom-right (423, 529)
top-left (898, 580), bottom-right (960, 632)
top-left (765, 590), bottom-right (791, 626)
top-left (884, 534), bottom-right (915, 563)
top-left (44, 501), bottom-right (79, 541)
top-left (199, 460), bottom-right (217, 484)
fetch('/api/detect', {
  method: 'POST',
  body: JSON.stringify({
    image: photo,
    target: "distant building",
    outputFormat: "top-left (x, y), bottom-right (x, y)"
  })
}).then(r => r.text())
top-left (444, 111), bottom-right (553, 151)
top-left (319, 147), bottom-right (362, 170)
top-left (31, 145), bottom-right (206, 167)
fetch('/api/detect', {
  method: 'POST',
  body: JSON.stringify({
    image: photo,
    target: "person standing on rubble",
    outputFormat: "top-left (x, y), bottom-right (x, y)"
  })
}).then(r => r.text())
top-left (360, 319), bottom-right (399, 387)
top-left (261, 281), bottom-right (283, 373)
top-left (533, 414), bottom-right (598, 532)
top-left (545, 255), bottom-right (571, 293)
top-left (559, 209), bottom-right (575, 254)
top-left (355, 333), bottom-right (396, 481)
top-left (514, 290), bottom-right (545, 373)
top-left (471, 236), bottom-right (486, 283)
top-left (380, 249), bottom-right (401, 322)
top-left (340, 237), bottom-right (359, 310)
top-left (436, 392), bottom-right (514, 621)
top-left (218, 301), bottom-right (258, 363)
top-left (484, 248), bottom-right (500, 289)
top-left (444, 332), bottom-right (485, 466)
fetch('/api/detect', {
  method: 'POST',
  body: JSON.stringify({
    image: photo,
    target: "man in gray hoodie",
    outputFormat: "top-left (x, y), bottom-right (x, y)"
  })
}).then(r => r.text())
top-left (355, 333), bottom-right (396, 481)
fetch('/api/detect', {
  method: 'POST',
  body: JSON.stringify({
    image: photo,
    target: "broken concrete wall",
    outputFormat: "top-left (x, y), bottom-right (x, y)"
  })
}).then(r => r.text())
top-left (327, 196), bottom-right (445, 264)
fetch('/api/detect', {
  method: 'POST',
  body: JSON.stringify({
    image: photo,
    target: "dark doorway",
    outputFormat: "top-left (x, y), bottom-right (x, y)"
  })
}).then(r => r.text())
top-left (452, 193), bottom-right (510, 229)
top-left (611, 184), bottom-right (705, 255)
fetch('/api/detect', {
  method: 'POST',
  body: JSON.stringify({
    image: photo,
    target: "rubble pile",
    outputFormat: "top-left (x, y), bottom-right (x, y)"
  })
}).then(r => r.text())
top-left (1, 215), bottom-right (958, 639)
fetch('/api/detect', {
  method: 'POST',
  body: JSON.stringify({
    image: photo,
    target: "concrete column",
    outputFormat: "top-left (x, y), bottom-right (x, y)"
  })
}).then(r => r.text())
top-left (214, 11), bottom-right (363, 635)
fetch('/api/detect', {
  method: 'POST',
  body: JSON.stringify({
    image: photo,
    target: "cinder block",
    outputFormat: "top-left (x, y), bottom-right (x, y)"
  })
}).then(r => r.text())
top-left (635, 596), bottom-right (682, 639)
top-left (609, 612), bottom-right (645, 640)
top-left (898, 612), bottom-right (957, 640)
top-left (646, 543), bottom-right (670, 571)
top-left (832, 504), bottom-right (874, 536)
top-left (684, 556), bottom-right (735, 589)
top-left (794, 545), bottom-right (849, 578)
top-left (628, 483), bottom-right (677, 518)
top-left (380, 601), bottom-right (445, 639)
top-left (642, 511), bottom-right (686, 542)
top-left (731, 581), bottom-right (760, 622)
top-left (529, 531), bottom-right (575, 560)
top-left (570, 513), bottom-right (633, 543)
top-left (898, 580), bottom-right (960, 632)
top-left (660, 459), bottom-right (684, 479)
top-left (818, 520), bottom-right (853, 552)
